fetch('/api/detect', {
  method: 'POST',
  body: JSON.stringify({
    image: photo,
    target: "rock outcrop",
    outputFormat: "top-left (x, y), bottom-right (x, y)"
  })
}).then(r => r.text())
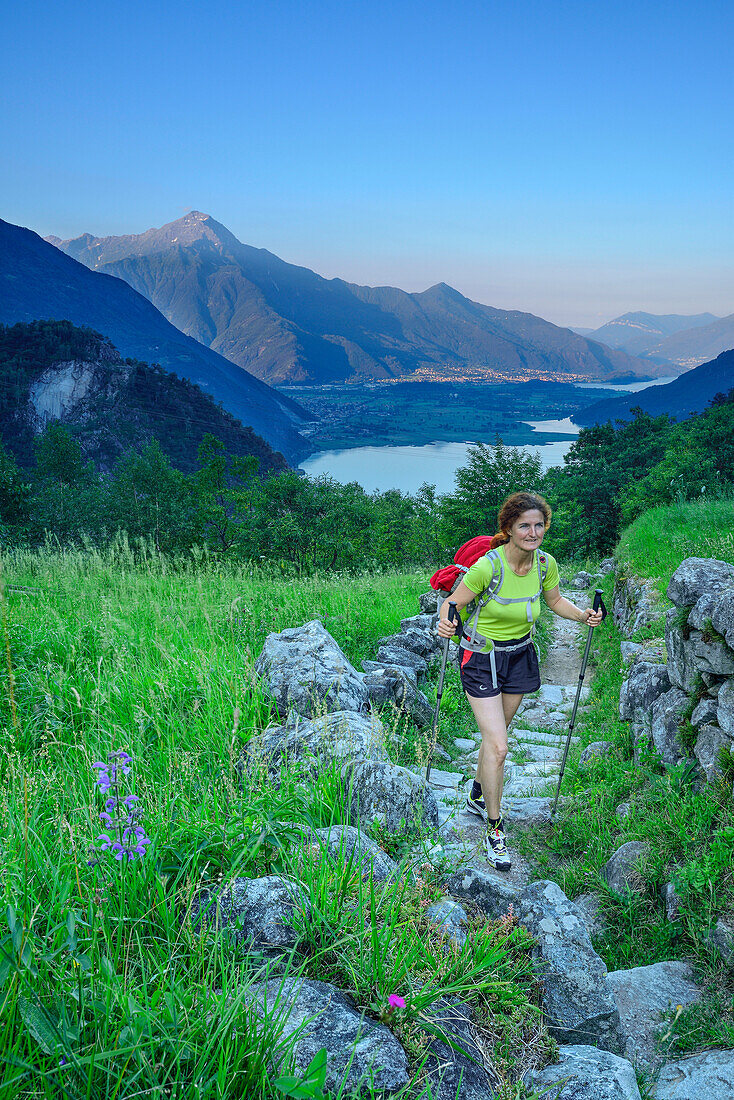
top-left (517, 881), bottom-right (624, 1052)
top-left (255, 620), bottom-right (368, 717)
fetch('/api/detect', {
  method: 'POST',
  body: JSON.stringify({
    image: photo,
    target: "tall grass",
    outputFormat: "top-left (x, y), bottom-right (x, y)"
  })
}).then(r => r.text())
top-left (617, 495), bottom-right (734, 599)
top-left (0, 545), bottom-right (549, 1099)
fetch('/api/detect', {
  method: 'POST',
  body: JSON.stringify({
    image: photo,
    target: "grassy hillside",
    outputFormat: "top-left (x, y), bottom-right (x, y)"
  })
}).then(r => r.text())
top-left (617, 495), bottom-right (734, 595)
top-left (0, 548), bottom-right (555, 1099)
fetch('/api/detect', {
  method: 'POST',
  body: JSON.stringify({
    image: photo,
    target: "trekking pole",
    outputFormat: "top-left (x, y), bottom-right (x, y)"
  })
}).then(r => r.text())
top-left (551, 588), bottom-right (607, 822)
top-left (425, 602), bottom-right (457, 783)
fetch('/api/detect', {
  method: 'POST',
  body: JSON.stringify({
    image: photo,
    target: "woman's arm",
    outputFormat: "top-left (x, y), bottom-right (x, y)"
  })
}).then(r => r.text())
top-left (544, 585), bottom-right (603, 627)
top-left (437, 581), bottom-right (478, 637)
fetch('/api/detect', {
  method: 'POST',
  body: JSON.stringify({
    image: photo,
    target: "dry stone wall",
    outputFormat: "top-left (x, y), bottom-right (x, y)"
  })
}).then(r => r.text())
top-left (617, 556), bottom-right (734, 784)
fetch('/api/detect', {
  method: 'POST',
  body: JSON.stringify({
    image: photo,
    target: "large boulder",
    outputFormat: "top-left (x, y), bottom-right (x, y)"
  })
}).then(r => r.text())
top-left (717, 679), bottom-right (734, 736)
top-left (711, 588), bottom-right (734, 649)
top-left (606, 961), bottom-right (701, 1068)
top-left (308, 824), bottom-right (399, 883)
top-left (694, 723), bottom-right (734, 782)
top-left (654, 1049), bottom-right (734, 1099)
top-left (574, 894), bottom-right (607, 939)
top-left (246, 977), bottom-right (409, 1096)
top-left (523, 1044), bottom-right (641, 1099)
top-left (666, 557), bottom-right (734, 609)
top-left (688, 590), bottom-right (726, 630)
top-left (255, 620), bottom-right (367, 717)
top-left (651, 687), bottom-right (690, 765)
top-left (666, 610), bottom-right (734, 691)
top-left (378, 626), bottom-right (439, 659)
top-left (342, 758), bottom-right (439, 832)
top-left (619, 662), bottom-right (671, 721)
top-left (400, 611), bottom-right (438, 632)
top-left (446, 867), bottom-right (520, 918)
top-left (374, 644), bottom-right (428, 677)
top-left (362, 658), bottom-right (417, 685)
top-left (190, 875), bottom-right (306, 952)
top-left (691, 696), bottom-right (718, 727)
top-left (362, 667), bottom-right (433, 728)
top-left (418, 590), bottom-right (440, 615)
top-left (244, 710), bottom-right (387, 778)
top-left (601, 842), bottom-right (650, 896)
top-left (517, 881), bottom-right (624, 1052)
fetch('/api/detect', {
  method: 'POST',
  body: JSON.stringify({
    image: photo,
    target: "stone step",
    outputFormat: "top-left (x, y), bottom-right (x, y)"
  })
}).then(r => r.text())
top-left (512, 727), bottom-right (577, 747)
top-left (504, 776), bottom-right (557, 797)
top-left (508, 741), bottom-right (563, 764)
top-left (508, 764), bottom-right (560, 781)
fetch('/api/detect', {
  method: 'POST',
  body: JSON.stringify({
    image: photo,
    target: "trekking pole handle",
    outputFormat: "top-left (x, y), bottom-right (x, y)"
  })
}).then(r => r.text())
top-left (592, 589), bottom-right (608, 621)
top-left (448, 601), bottom-right (457, 624)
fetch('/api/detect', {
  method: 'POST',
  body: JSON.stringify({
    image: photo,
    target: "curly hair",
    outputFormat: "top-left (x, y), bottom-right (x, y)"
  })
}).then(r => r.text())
top-left (491, 491), bottom-right (552, 546)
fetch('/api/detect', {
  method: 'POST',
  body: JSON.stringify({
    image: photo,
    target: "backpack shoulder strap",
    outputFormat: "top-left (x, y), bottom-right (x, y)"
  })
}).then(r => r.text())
top-left (537, 550), bottom-right (549, 590)
top-left (477, 549), bottom-right (504, 605)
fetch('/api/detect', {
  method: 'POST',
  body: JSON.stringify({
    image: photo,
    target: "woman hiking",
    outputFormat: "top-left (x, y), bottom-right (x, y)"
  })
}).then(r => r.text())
top-left (437, 491), bottom-right (602, 871)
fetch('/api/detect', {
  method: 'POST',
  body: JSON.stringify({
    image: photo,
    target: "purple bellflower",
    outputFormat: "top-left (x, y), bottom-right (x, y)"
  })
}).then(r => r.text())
top-left (92, 750), bottom-right (151, 862)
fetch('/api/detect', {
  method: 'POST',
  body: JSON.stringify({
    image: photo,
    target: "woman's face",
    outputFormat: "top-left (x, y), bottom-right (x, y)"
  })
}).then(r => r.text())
top-left (508, 509), bottom-right (546, 552)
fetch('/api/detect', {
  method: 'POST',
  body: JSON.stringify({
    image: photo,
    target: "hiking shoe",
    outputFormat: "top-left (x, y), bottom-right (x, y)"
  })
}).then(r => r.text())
top-left (485, 823), bottom-right (512, 872)
top-left (466, 794), bottom-right (488, 822)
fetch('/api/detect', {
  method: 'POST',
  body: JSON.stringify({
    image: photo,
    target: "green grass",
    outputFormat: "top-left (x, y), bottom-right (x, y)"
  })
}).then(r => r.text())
top-left (0, 545), bottom-right (554, 1099)
top-left (617, 495), bottom-right (734, 601)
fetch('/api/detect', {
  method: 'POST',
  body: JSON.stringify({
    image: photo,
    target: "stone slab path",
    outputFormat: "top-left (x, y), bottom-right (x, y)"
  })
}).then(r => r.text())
top-left (422, 591), bottom-right (593, 884)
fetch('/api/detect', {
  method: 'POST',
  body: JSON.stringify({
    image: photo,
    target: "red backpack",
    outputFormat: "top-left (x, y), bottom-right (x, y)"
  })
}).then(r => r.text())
top-left (430, 536), bottom-right (549, 685)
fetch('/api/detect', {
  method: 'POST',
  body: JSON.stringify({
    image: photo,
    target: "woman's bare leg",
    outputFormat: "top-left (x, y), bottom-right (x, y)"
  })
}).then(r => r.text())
top-left (471, 692), bottom-right (524, 818)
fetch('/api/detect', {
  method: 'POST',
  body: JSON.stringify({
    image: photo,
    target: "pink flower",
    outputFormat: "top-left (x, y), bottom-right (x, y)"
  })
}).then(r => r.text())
top-left (388, 994), bottom-right (406, 1009)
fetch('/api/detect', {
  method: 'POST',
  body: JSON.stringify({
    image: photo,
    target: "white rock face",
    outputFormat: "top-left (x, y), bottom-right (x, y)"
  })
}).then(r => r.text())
top-left (29, 360), bottom-right (97, 423)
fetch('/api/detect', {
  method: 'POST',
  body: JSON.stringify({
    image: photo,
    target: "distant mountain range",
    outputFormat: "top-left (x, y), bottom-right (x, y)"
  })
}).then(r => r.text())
top-left (0, 319), bottom-right (288, 474)
top-left (47, 212), bottom-right (669, 386)
top-left (0, 219), bottom-right (311, 463)
top-left (573, 348), bottom-right (734, 427)
top-left (585, 311), bottom-right (734, 369)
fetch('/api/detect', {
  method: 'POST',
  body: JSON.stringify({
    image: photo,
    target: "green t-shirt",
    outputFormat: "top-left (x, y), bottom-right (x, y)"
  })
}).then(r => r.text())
top-left (458, 546), bottom-right (560, 645)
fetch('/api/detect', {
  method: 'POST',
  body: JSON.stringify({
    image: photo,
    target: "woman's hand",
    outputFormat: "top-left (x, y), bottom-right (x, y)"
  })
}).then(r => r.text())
top-left (580, 607), bottom-right (604, 628)
top-left (437, 612), bottom-right (458, 638)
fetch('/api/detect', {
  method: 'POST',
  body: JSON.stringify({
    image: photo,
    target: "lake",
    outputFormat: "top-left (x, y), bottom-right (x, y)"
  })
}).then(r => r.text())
top-left (299, 379), bottom-right (671, 494)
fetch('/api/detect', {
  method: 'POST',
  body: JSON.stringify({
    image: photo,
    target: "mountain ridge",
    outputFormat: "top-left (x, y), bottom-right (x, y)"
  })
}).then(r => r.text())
top-left (587, 310), bottom-right (728, 366)
top-left (1, 218), bottom-right (312, 462)
top-left (572, 347), bottom-right (734, 426)
top-left (49, 213), bottom-right (671, 387)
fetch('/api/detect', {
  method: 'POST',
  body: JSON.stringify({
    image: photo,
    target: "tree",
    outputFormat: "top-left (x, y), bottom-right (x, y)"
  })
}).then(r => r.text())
top-left (106, 441), bottom-right (197, 552)
top-left (192, 434), bottom-right (260, 553)
top-left (0, 438), bottom-right (30, 540)
top-left (437, 441), bottom-right (544, 552)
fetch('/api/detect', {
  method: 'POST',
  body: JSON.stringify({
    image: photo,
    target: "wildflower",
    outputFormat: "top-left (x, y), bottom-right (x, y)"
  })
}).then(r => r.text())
top-left (91, 750), bottom-right (152, 863)
top-left (387, 994), bottom-right (406, 1009)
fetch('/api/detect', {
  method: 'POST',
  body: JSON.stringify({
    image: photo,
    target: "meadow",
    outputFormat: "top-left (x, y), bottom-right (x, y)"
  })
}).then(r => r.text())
top-left (0, 545), bottom-right (552, 1100)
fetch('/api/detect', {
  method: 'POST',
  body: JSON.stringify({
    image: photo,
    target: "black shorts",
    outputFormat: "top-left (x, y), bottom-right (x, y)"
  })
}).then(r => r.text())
top-left (459, 636), bottom-right (540, 699)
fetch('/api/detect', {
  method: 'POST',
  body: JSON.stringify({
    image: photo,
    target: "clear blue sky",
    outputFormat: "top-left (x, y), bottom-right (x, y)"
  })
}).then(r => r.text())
top-left (2, 0), bottom-right (733, 326)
